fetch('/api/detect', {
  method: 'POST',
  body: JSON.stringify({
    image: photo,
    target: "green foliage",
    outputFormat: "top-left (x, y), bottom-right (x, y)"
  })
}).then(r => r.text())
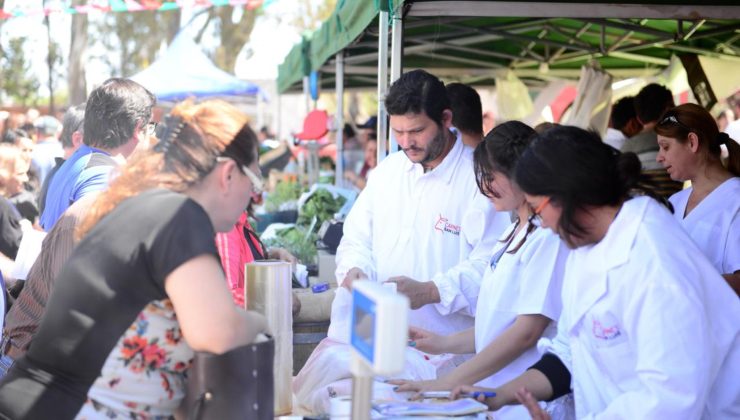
top-left (263, 226), bottom-right (319, 265)
top-left (263, 187), bottom-right (347, 264)
top-left (297, 188), bottom-right (346, 227)
top-left (0, 37), bottom-right (41, 106)
top-left (264, 181), bottom-right (304, 213)
top-left (94, 10), bottom-right (180, 77)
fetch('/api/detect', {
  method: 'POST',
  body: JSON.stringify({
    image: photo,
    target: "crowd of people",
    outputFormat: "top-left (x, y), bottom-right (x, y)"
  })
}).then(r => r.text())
top-left (0, 69), bottom-right (736, 419)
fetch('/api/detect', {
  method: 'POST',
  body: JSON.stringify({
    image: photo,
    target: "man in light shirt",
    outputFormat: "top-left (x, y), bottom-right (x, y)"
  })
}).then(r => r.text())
top-left (336, 69), bottom-right (510, 336)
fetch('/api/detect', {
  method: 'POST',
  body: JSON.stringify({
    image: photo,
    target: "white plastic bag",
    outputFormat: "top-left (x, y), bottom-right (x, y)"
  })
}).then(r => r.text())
top-left (293, 338), bottom-right (438, 414)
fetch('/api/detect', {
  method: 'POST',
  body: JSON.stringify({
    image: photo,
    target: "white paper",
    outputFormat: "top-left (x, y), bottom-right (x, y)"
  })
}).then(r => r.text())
top-left (11, 230), bottom-right (47, 281)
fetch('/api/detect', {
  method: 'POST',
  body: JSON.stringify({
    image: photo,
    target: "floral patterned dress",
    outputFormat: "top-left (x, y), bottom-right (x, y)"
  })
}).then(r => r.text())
top-left (75, 299), bottom-right (193, 419)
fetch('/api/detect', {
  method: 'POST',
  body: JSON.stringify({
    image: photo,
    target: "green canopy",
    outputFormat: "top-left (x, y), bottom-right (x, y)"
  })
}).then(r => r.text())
top-left (277, 0), bottom-right (740, 93)
top-left (277, 0), bottom-right (406, 93)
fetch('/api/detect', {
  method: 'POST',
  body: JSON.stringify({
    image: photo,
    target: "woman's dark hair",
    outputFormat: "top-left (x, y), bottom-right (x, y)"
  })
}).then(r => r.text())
top-left (514, 125), bottom-right (672, 247)
top-left (474, 120), bottom-right (536, 253)
top-left (655, 103), bottom-right (740, 177)
top-left (384, 69), bottom-right (450, 125)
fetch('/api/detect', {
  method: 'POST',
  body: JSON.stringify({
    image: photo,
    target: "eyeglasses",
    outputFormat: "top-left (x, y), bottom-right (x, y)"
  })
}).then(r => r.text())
top-left (658, 114), bottom-right (691, 131)
top-left (216, 157), bottom-right (264, 195)
top-left (527, 197), bottom-right (551, 224)
top-left (144, 122), bottom-right (157, 136)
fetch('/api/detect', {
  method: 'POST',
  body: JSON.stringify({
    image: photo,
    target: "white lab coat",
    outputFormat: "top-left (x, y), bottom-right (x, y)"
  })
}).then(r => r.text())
top-left (475, 224), bottom-right (569, 420)
top-left (669, 177), bottom-right (740, 275)
top-left (335, 132), bottom-right (510, 335)
top-left (540, 196), bottom-right (740, 419)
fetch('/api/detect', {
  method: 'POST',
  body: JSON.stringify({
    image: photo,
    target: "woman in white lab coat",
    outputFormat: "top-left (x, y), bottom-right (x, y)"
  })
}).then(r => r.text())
top-left (391, 121), bottom-right (569, 420)
top-left (654, 103), bottom-right (740, 295)
top-left (454, 126), bottom-right (740, 419)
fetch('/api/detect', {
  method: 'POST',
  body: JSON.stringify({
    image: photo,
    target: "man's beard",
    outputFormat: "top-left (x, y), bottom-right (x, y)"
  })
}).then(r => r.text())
top-left (404, 126), bottom-right (449, 165)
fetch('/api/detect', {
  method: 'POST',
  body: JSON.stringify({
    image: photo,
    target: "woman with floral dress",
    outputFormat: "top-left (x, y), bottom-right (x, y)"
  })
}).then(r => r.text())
top-left (0, 100), bottom-right (268, 419)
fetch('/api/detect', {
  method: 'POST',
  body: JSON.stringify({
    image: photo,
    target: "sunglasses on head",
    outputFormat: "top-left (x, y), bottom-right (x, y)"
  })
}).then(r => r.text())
top-left (658, 114), bottom-right (691, 132)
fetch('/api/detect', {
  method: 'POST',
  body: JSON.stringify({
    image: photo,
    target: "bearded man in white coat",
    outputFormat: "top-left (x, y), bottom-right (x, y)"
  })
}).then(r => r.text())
top-left (336, 69), bottom-right (509, 336)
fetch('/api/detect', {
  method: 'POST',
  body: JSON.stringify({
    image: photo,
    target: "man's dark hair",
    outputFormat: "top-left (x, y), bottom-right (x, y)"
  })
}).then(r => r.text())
top-left (610, 96), bottom-right (637, 131)
top-left (446, 83), bottom-right (482, 136)
top-left (343, 123), bottom-right (356, 139)
top-left (83, 78), bottom-right (156, 149)
top-left (384, 70), bottom-right (450, 125)
top-left (634, 84), bottom-right (674, 124)
top-left (60, 103), bottom-right (86, 149)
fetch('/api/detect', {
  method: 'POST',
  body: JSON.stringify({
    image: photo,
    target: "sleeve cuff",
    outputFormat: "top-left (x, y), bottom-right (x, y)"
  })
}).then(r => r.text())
top-left (528, 353), bottom-right (572, 401)
top-left (431, 275), bottom-right (456, 315)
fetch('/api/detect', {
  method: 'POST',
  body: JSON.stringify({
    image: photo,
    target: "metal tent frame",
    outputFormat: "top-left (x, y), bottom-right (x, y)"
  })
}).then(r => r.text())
top-left (277, 1), bottom-right (740, 171)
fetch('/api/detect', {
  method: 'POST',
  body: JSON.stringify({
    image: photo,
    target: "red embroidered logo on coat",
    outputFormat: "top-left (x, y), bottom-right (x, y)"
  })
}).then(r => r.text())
top-left (592, 319), bottom-right (622, 341)
top-left (434, 214), bottom-right (461, 236)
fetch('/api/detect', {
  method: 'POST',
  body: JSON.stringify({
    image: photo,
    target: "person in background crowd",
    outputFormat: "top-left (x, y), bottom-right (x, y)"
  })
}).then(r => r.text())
top-left (655, 103), bottom-right (740, 295)
top-left (335, 69), bottom-right (509, 337)
top-left (40, 78), bottom-right (156, 231)
top-left (258, 125), bottom-right (277, 147)
top-left (0, 145), bottom-right (26, 278)
top-left (482, 111), bottom-right (496, 135)
top-left (0, 100), bottom-right (268, 419)
top-left (604, 96), bottom-right (642, 150)
top-left (29, 116), bottom-right (62, 186)
top-left (22, 109), bottom-right (40, 136)
top-left (446, 83), bottom-right (484, 148)
top-left (620, 83), bottom-right (682, 197)
top-left (715, 108), bottom-right (734, 133)
top-left (37, 103), bottom-right (86, 217)
top-left (1, 114), bottom-right (26, 144)
top-left (341, 123), bottom-right (365, 179)
top-left (344, 134), bottom-right (377, 190)
top-left (454, 126), bottom-right (740, 420)
top-left (724, 92), bottom-right (740, 141)
top-left (357, 115), bottom-right (377, 147)
top-left (8, 132), bottom-right (39, 224)
top-left (391, 122), bottom-right (569, 420)
top-left (11, 131), bottom-right (33, 168)
top-left (0, 194), bottom-right (97, 379)
top-left (214, 124), bottom-right (300, 315)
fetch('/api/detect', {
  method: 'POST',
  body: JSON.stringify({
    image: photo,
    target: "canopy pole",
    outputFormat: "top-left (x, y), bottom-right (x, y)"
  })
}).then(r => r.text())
top-left (335, 52), bottom-right (345, 187)
top-left (276, 80), bottom-right (282, 141)
top-left (389, 12), bottom-right (404, 154)
top-left (377, 10), bottom-right (390, 162)
top-left (303, 76), bottom-right (310, 114)
top-left (256, 95), bottom-right (265, 133)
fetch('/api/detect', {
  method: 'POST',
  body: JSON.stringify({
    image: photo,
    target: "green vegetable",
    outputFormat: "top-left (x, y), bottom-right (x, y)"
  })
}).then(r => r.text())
top-left (261, 186), bottom-right (346, 264)
top-left (264, 181), bottom-right (304, 213)
top-left (263, 226), bottom-right (319, 264)
top-left (297, 189), bottom-right (346, 228)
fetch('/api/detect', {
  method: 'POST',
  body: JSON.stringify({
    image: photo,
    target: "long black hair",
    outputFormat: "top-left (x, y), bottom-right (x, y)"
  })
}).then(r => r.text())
top-left (514, 125), bottom-right (672, 246)
top-left (474, 120), bottom-right (536, 253)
